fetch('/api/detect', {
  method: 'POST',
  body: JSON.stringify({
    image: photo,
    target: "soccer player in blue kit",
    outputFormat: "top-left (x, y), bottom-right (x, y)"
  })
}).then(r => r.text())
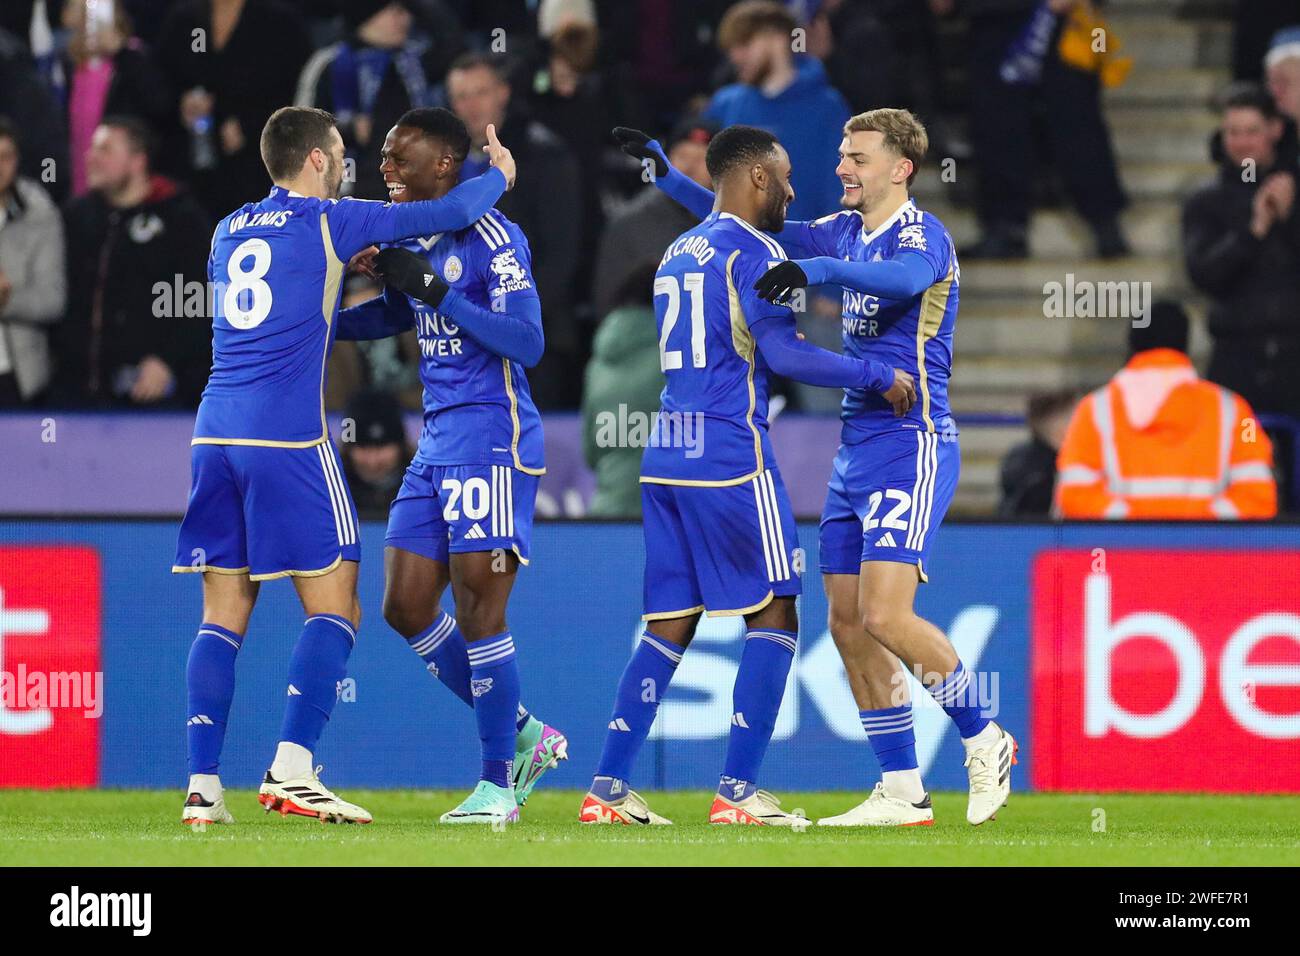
top-left (617, 109), bottom-right (1017, 828)
top-left (580, 126), bottom-right (916, 826)
top-left (173, 106), bottom-right (515, 826)
top-left (334, 108), bottom-right (563, 825)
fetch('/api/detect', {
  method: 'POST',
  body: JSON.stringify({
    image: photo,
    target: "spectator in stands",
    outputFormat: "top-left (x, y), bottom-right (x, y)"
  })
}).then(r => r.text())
top-left (592, 116), bottom-right (717, 318)
top-left (0, 117), bottom-right (65, 405)
top-left (294, 0), bottom-right (456, 202)
top-left (528, 15), bottom-right (611, 307)
top-left (340, 390), bottom-right (414, 520)
top-left (1184, 83), bottom-right (1300, 417)
top-left (0, 27), bottom-right (67, 201)
top-left (1236, 4), bottom-right (1300, 82)
top-left (582, 262), bottom-right (663, 518)
top-left (809, 0), bottom-right (945, 119)
top-left (157, 0), bottom-right (310, 218)
top-left (595, 0), bottom-right (732, 132)
top-left (953, 0), bottom-right (1128, 259)
top-left (58, 0), bottom-right (172, 198)
top-left (1055, 301), bottom-right (1277, 520)
top-left (448, 51), bottom-right (583, 408)
top-left (1265, 27), bottom-right (1300, 146)
top-left (54, 117), bottom-right (211, 408)
top-left (997, 389), bottom-right (1075, 517)
top-left (704, 1), bottom-right (850, 221)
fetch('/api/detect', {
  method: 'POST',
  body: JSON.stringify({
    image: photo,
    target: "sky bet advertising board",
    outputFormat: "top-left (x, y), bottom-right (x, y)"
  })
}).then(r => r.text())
top-left (0, 521), bottom-right (1297, 793)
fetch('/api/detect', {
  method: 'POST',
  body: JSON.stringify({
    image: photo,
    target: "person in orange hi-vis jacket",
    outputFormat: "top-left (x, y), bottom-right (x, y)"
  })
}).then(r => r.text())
top-left (1056, 301), bottom-right (1277, 519)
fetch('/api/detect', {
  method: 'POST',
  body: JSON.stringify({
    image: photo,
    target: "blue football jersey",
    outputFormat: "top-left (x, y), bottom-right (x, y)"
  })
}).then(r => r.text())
top-left (785, 199), bottom-right (959, 441)
top-left (193, 177), bottom-right (503, 447)
top-left (390, 209), bottom-right (545, 474)
top-left (640, 212), bottom-right (794, 485)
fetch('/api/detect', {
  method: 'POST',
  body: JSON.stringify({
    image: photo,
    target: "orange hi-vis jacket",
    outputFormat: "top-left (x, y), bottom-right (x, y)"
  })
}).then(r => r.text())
top-left (1055, 349), bottom-right (1277, 519)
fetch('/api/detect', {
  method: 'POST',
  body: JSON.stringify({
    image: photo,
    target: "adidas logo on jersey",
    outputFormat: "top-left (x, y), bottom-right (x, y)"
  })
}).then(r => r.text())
top-left (609, 717), bottom-right (631, 732)
top-left (187, 714), bottom-right (214, 726)
top-left (876, 532), bottom-right (899, 548)
top-left (465, 523), bottom-right (487, 540)
top-left (423, 273), bottom-right (435, 287)
top-left (287, 684), bottom-right (302, 696)
top-left (731, 712), bottom-right (749, 728)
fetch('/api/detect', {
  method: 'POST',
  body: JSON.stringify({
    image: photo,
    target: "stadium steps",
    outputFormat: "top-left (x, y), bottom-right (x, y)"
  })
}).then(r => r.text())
top-left (923, 201), bottom-right (1183, 258)
top-left (937, 3), bottom-right (1229, 514)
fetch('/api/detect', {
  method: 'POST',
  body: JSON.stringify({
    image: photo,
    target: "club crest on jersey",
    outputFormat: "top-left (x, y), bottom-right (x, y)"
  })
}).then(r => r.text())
top-left (442, 254), bottom-right (463, 282)
top-left (898, 223), bottom-right (927, 251)
top-left (471, 677), bottom-right (494, 697)
top-left (490, 249), bottom-right (531, 293)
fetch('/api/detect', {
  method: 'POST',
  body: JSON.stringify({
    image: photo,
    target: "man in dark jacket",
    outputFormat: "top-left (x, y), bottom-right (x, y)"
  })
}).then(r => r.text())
top-left (953, 0), bottom-right (1128, 259)
top-left (55, 117), bottom-right (212, 408)
top-left (157, 0), bottom-right (311, 218)
top-left (294, 0), bottom-right (462, 203)
top-left (1183, 83), bottom-right (1300, 416)
top-left (448, 51), bottom-right (583, 409)
top-left (0, 28), bottom-right (66, 201)
top-left (997, 389), bottom-right (1075, 516)
top-left (592, 118), bottom-right (717, 318)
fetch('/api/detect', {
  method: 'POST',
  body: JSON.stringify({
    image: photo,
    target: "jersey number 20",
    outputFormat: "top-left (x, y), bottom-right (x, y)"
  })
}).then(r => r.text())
top-left (655, 272), bottom-right (706, 372)
top-left (223, 237), bottom-right (274, 330)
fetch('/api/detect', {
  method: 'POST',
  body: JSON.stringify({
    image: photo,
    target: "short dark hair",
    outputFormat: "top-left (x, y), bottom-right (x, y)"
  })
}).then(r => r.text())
top-left (448, 51), bottom-right (508, 84)
top-left (101, 115), bottom-right (155, 163)
top-left (717, 0), bottom-right (797, 50)
top-left (1026, 389), bottom-right (1078, 426)
top-left (260, 106), bottom-right (337, 182)
top-left (396, 107), bottom-right (471, 163)
top-left (1129, 299), bottom-right (1189, 355)
top-left (705, 124), bottom-right (779, 182)
top-left (0, 116), bottom-right (19, 154)
top-left (1219, 81), bottom-right (1279, 119)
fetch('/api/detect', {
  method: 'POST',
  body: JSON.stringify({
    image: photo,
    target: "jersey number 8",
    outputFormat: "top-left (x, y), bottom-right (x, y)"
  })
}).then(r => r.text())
top-left (223, 237), bottom-right (274, 329)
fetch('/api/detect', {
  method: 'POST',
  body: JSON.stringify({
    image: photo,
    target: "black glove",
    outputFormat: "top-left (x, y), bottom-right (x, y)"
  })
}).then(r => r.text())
top-left (753, 261), bottom-right (809, 304)
top-left (612, 126), bottom-right (669, 178)
top-left (375, 247), bottom-right (449, 308)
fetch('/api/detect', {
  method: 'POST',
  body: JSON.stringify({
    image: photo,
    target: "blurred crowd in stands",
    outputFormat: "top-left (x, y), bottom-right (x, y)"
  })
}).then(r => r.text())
top-left (0, 0), bottom-right (1297, 518)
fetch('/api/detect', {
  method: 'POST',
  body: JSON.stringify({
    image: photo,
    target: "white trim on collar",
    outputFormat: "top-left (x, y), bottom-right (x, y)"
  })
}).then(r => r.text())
top-left (860, 198), bottom-right (916, 246)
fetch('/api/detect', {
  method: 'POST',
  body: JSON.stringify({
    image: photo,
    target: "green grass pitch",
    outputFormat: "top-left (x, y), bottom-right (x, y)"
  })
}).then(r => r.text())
top-left (2, 790), bottom-right (1299, 866)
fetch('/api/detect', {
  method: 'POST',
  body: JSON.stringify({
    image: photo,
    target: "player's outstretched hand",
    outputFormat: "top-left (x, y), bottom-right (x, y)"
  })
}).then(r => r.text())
top-left (883, 368), bottom-right (916, 417)
top-left (375, 247), bottom-right (449, 308)
top-left (348, 245), bottom-right (379, 279)
top-left (754, 261), bottom-right (808, 304)
top-left (484, 123), bottom-right (516, 190)
top-left (612, 127), bottom-right (669, 178)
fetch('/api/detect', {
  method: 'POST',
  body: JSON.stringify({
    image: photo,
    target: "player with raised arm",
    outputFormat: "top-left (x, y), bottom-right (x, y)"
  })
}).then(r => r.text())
top-left (579, 125), bottom-right (915, 827)
top-left (615, 109), bottom-right (1016, 828)
top-left (174, 106), bottom-right (515, 827)
top-left (334, 108), bottom-right (560, 825)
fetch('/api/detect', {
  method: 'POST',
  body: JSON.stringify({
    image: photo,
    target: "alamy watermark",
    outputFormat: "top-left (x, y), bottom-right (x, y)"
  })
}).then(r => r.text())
top-left (1043, 274), bottom-right (1151, 328)
top-left (594, 404), bottom-right (706, 458)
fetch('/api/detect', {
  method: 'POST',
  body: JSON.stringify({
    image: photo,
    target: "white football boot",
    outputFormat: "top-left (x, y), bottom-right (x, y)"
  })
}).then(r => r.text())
top-left (182, 790), bottom-right (235, 827)
top-left (709, 789), bottom-right (806, 826)
top-left (817, 782), bottom-right (934, 827)
top-left (964, 722), bottom-right (1017, 825)
top-left (258, 766), bottom-right (373, 824)
top-left (579, 786), bottom-right (672, 825)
